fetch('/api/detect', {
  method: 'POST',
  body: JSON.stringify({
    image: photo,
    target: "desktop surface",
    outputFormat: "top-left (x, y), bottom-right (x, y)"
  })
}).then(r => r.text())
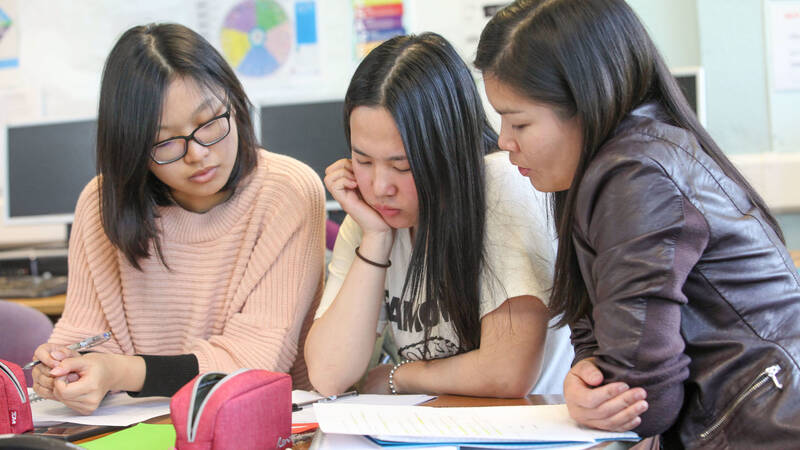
top-left (0, 275), bottom-right (67, 298)
top-left (0, 245), bottom-right (69, 277)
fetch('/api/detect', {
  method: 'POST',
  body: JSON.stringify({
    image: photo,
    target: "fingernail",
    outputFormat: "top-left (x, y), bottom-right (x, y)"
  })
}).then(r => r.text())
top-left (50, 366), bottom-right (66, 376)
top-left (51, 351), bottom-right (64, 360)
top-left (618, 384), bottom-right (629, 393)
top-left (638, 401), bottom-right (648, 412)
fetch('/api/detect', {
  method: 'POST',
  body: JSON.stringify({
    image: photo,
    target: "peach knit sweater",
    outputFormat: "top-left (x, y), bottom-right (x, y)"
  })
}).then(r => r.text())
top-left (49, 150), bottom-right (325, 388)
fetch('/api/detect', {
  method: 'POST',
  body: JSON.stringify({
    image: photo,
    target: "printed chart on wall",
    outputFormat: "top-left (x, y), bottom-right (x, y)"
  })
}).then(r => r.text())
top-left (353, 0), bottom-right (405, 60)
top-left (0, 0), bottom-right (27, 125)
top-left (0, 0), bottom-right (19, 72)
top-left (769, 1), bottom-right (800, 91)
top-left (201, 0), bottom-right (321, 97)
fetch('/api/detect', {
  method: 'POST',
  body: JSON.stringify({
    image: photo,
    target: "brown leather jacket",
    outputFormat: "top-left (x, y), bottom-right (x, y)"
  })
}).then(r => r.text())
top-left (569, 103), bottom-right (800, 449)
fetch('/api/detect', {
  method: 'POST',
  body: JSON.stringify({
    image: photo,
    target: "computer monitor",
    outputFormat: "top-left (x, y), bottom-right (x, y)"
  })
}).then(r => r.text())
top-left (2, 118), bottom-right (97, 226)
top-left (259, 100), bottom-right (348, 209)
top-left (672, 66), bottom-right (706, 126)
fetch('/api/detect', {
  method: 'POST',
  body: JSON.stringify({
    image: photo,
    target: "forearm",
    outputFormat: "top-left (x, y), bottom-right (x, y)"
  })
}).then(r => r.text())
top-left (106, 354), bottom-right (146, 392)
top-left (394, 296), bottom-right (548, 398)
top-left (305, 232), bottom-right (393, 396)
top-left (394, 345), bottom-right (541, 398)
top-left (51, 353), bottom-right (196, 409)
top-left (359, 305), bottom-right (547, 398)
top-left (97, 353), bottom-right (199, 398)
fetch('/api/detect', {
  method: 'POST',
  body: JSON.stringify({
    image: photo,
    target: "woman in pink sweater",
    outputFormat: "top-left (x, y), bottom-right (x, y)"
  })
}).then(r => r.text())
top-left (30, 24), bottom-right (325, 414)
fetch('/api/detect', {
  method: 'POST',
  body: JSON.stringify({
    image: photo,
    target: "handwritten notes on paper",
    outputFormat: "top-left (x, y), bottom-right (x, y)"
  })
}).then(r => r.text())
top-left (314, 403), bottom-right (638, 445)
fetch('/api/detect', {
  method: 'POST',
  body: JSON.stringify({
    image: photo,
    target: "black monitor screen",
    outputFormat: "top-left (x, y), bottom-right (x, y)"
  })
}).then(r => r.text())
top-left (260, 101), bottom-right (349, 201)
top-left (675, 74), bottom-right (698, 116)
top-left (5, 120), bottom-right (97, 222)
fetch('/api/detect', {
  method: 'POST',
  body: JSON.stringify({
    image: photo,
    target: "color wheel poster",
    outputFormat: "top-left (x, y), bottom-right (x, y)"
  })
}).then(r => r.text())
top-left (203, 0), bottom-right (322, 100)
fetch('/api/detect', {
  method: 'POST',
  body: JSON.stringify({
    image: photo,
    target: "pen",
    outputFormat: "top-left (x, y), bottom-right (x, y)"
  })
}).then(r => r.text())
top-left (292, 390), bottom-right (358, 412)
top-left (23, 331), bottom-right (112, 370)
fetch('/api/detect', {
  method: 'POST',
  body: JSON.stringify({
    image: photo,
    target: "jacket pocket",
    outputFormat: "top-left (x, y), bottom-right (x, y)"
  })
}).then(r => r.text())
top-left (699, 364), bottom-right (783, 442)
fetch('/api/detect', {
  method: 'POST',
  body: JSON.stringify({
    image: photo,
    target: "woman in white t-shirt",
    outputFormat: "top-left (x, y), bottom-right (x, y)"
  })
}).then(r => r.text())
top-left (304, 32), bottom-right (572, 397)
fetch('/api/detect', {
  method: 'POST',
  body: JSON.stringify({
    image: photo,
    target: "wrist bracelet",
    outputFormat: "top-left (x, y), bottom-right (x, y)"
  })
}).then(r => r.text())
top-left (388, 359), bottom-right (411, 395)
top-left (355, 246), bottom-right (391, 268)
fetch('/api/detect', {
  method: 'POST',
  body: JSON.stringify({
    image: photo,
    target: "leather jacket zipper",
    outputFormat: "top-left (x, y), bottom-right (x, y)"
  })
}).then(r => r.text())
top-left (699, 364), bottom-right (783, 441)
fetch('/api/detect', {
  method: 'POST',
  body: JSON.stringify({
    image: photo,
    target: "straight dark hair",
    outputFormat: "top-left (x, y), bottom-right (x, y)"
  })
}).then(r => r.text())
top-left (475, 0), bottom-right (784, 327)
top-left (345, 33), bottom-right (499, 353)
top-left (96, 23), bottom-right (258, 269)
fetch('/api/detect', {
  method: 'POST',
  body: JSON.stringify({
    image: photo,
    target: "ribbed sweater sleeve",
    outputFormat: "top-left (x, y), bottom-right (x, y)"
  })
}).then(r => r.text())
top-left (49, 178), bottom-right (124, 354)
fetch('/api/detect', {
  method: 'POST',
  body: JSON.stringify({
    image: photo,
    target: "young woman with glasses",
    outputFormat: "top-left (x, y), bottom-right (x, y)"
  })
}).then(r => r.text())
top-left (304, 33), bottom-right (573, 398)
top-left (30, 23), bottom-right (325, 414)
top-left (475, 0), bottom-right (800, 447)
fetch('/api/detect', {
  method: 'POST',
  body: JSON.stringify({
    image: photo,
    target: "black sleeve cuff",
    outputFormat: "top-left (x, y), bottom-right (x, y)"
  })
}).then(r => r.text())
top-left (128, 354), bottom-right (199, 397)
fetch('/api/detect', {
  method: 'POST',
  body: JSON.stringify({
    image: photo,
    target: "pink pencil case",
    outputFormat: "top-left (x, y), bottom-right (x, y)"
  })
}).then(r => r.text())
top-left (170, 369), bottom-right (291, 450)
top-left (0, 359), bottom-right (33, 435)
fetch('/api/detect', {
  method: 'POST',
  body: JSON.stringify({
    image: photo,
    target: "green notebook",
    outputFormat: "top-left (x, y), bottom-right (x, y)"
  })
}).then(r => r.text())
top-left (80, 423), bottom-right (176, 450)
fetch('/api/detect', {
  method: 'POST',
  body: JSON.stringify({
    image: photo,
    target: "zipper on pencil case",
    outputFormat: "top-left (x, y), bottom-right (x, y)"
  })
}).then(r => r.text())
top-left (699, 364), bottom-right (783, 441)
top-left (0, 361), bottom-right (26, 403)
top-left (187, 368), bottom-right (251, 443)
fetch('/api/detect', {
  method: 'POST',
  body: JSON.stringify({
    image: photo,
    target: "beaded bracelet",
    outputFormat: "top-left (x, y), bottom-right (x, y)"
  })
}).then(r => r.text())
top-left (388, 359), bottom-right (411, 395)
top-left (355, 246), bottom-right (392, 268)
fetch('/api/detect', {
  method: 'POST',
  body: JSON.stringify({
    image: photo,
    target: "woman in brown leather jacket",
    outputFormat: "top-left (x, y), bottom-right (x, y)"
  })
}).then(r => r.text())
top-left (475, 0), bottom-right (800, 448)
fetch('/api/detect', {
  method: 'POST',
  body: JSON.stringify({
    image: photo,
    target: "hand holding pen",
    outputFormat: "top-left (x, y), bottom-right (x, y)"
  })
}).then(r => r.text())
top-left (30, 331), bottom-right (147, 415)
top-left (24, 332), bottom-right (112, 370)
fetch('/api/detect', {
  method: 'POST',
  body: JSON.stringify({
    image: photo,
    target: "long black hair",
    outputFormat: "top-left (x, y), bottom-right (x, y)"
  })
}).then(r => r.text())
top-left (96, 23), bottom-right (258, 269)
top-left (475, 0), bottom-right (783, 327)
top-left (345, 33), bottom-right (498, 353)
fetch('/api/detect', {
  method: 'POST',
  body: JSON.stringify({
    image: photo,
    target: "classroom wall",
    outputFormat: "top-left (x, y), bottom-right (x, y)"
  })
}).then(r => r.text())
top-left (1, 0), bottom-right (799, 247)
top-left (627, 0), bottom-right (701, 68)
top-left (698, 0), bottom-right (771, 155)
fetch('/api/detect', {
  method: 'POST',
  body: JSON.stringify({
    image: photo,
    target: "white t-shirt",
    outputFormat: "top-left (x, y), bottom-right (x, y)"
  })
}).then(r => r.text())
top-left (316, 152), bottom-right (573, 394)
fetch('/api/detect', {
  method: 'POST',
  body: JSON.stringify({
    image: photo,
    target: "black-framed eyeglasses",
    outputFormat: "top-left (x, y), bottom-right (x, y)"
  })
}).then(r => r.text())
top-left (151, 110), bottom-right (231, 165)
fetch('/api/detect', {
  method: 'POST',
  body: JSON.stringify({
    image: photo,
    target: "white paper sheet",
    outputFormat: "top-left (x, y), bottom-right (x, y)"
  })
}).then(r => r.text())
top-left (30, 389), bottom-right (171, 427)
top-left (309, 431), bottom-right (597, 450)
top-left (314, 403), bottom-right (637, 445)
top-left (309, 431), bottom-right (391, 449)
top-left (309, 430), bottom-right (461, 450)
top-left (292, 390), bottom-right (435, 424)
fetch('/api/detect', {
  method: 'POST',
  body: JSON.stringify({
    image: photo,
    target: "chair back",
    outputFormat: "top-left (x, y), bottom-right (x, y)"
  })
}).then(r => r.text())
top-left (0, 301), bottom-right (53, 386)
top-left (325, 219), bottom-right (340, 251)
